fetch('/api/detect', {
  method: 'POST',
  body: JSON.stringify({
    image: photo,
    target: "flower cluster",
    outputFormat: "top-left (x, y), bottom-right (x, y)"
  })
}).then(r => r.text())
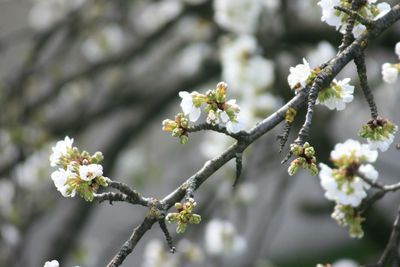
top-left (162, 113), bottom-right (190, 144)
top-left (316, 78), bottom-right (355, 111)
top-left (166, 198), bottom-right (201, 234)
top-left (162, 82), bottom-right (245, 143)
top-left (331, 204), bottom-right (365, 238)
top-left (213, 0), bottom-right (263, 34)
top-left (319, 139), bottom-right (379, 238)
top-left (318, 0), bottom-right (391, 38)
top-left (319, 139), bottom-right (378, 207)
top-left (288, 59), bottom-right (355, 111)
top-left (204, 219), bottom-right (247, 256)
top-left (288, 142), bottom-right (318, 176)
top-left (49, 137), bottom-right (109, 201)
top-left (381, 42), bottom-right (400, 84)
top-left (359, 117), bottom-right (398, 152)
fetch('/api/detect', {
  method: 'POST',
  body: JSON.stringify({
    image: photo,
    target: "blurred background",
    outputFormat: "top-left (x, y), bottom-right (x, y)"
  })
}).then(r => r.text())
top-left (0, 0), bottom-right (400, 266)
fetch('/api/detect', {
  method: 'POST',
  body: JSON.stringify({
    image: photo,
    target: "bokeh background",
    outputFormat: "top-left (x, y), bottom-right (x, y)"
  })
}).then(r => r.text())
top-left (1, 0), bottom-right (400, 266)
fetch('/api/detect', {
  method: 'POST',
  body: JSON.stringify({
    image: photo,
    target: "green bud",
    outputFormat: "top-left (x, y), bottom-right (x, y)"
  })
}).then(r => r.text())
top-left (308, 163), bottom-right (319, 176)
top-left (175, 202), bottom-right (183, 210)
top-left (288, 161), bottom-right (299, 176)
top-left (290, 144), bottom-right (303, 156)
top-left (192, 92), bottom-right (208, 107)
top-left (176, 222), bottom-right (187, 234)
top-left (180, 135), bottom-right (189, 144)
top-left (81, 150), bottom-right (90, 158)
top-left (180, 117), bottom-right (189, 128)
top-left (172, 128), bottom-right (183, 137)
top-left (162, 119), bottom-right (177, 132)
top-left (215, 82), bottom-right (227, 103)
top-left (166, 213), bottom-right (179, 223)
top-left (189, 214), bottom-right (202, 224)
top-left (304, 147), bottom-right (315, 157)
top-left (92, 151), bottom-right (104, 163)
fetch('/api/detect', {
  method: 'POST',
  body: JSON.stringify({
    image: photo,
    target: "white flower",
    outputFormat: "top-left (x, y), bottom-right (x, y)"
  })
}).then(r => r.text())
top-left (318, 0), bottom-right (341, 29)
top-left (358, 164), bottom-right (379, 183)
top-left (287, 58), bottom-right (312, 92)
top-left (29, 0), bottom-right (85, 31)
top-left (333, 259), bottom-right (359, 267)
top-left (29, 1), bottom-right (63, 31)
top-left (316, 78), bottom-right (354, 111)
top-left (395, 42), bottom-right (400, 59)
top-left (235, 182), bottom-right (258, 204)
top-left (352, 24), bottom-right (366, 39)
top-left (319, 163), bottom-right (370, 207)
top-left (44, 260), bottom-right (59, 267)
top-left (207, 110), bottom-right (220, 125)
top-left (366, 124), bottom-right (398, 152)
top-left (307, 41), bottom-right (336, 67)
top-left (200, 132), bottom-right (232, 158)
top-left (382, 63), bottom-right (398, 84)
top-left (15, 149), bottom-right (49, 189)
top-left (177, 239), bottom-right (204, 263)
top-left (51, 167), bottom-right (76, 197)
top-left (213, 0), bottom-right (262, 34)
top-left (374, 2), bottom-right (391, 20)
top-left (49, 136), bottom-right (73, 167)
top-left (142, 239), bottom-right (178, 267)
top-left (226, 117), bottom-right (245, 133)
top-left (79, 164), bottom-right (103, 181)
top-left (81, 24), bottom-right (125, 63)
top-left (221, 36), bottom-right (274, 93)
top-left (1, 224), bottom-right (20, 246)
top-left (0, 180), bottom-right (15, 216)
top-left (179, 91), bottom-right (201, 122)
top-left (330, 139), bottom-right (378, 163)
top-left (205, 219), bottom-right (247, 256)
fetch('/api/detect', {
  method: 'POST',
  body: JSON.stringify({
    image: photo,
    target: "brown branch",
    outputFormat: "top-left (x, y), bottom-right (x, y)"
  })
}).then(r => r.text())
top-left (366, 205), bottom-right (400, 267)
top-left (101, 4), bottom-right (400, 265)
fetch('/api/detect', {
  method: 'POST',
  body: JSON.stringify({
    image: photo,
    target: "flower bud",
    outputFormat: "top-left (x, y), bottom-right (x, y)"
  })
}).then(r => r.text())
top-left (290, 143), bottom-right (303, 156)
top-left (162, 119), bottom-right (177, 132)
top-left (172, 128), bottom-right (183, 137)
top-left (215, 82), bottom-right (227, 103)
top-left (288, 161), bottom-right (299, 176)
top-left (192, 92), bottom-right (208, 107)
top-left (304, 147), bottom-right (315, 157)
top-left (176, 222), bottom-right (187, 234)
top-left (189, 214), bottom-right (201, 224)
top-left (180, 135), bottom-right (189, 144)
top-left (92, 151), bottom-right (104, 163)
top-left (308, 163), bottom-right (318, 176)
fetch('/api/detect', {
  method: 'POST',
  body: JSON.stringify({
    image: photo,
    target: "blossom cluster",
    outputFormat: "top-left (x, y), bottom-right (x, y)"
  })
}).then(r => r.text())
top-left (213, 0), bottom-right (263, 34)
top-left (381, 42), bottom-right (400, 84)
top-left (359, 117), bottom-right (398, 152)
top-left (288, 142), bottom-right (318, 176)
top-left (287, 58), bottom-right (355, 111)
top-left (162, 82), bottom-right (245, 143)
top-left (49, 137), bottom-right (109, 201)
top-left (205, 219), bottom-right (247, 256)
top-left (319, 139), bottom-right (379, 238)
top-left (166, 198), bottom-right (202, 234)
top-left (142, 239), bottom-right (204, 267)
top-left (318, 0), bottom-right (391, 38)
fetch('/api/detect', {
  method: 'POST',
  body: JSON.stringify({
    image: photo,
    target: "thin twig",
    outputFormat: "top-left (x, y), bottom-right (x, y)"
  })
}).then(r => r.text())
top-left (108, 181), bottom-right (150, 207)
